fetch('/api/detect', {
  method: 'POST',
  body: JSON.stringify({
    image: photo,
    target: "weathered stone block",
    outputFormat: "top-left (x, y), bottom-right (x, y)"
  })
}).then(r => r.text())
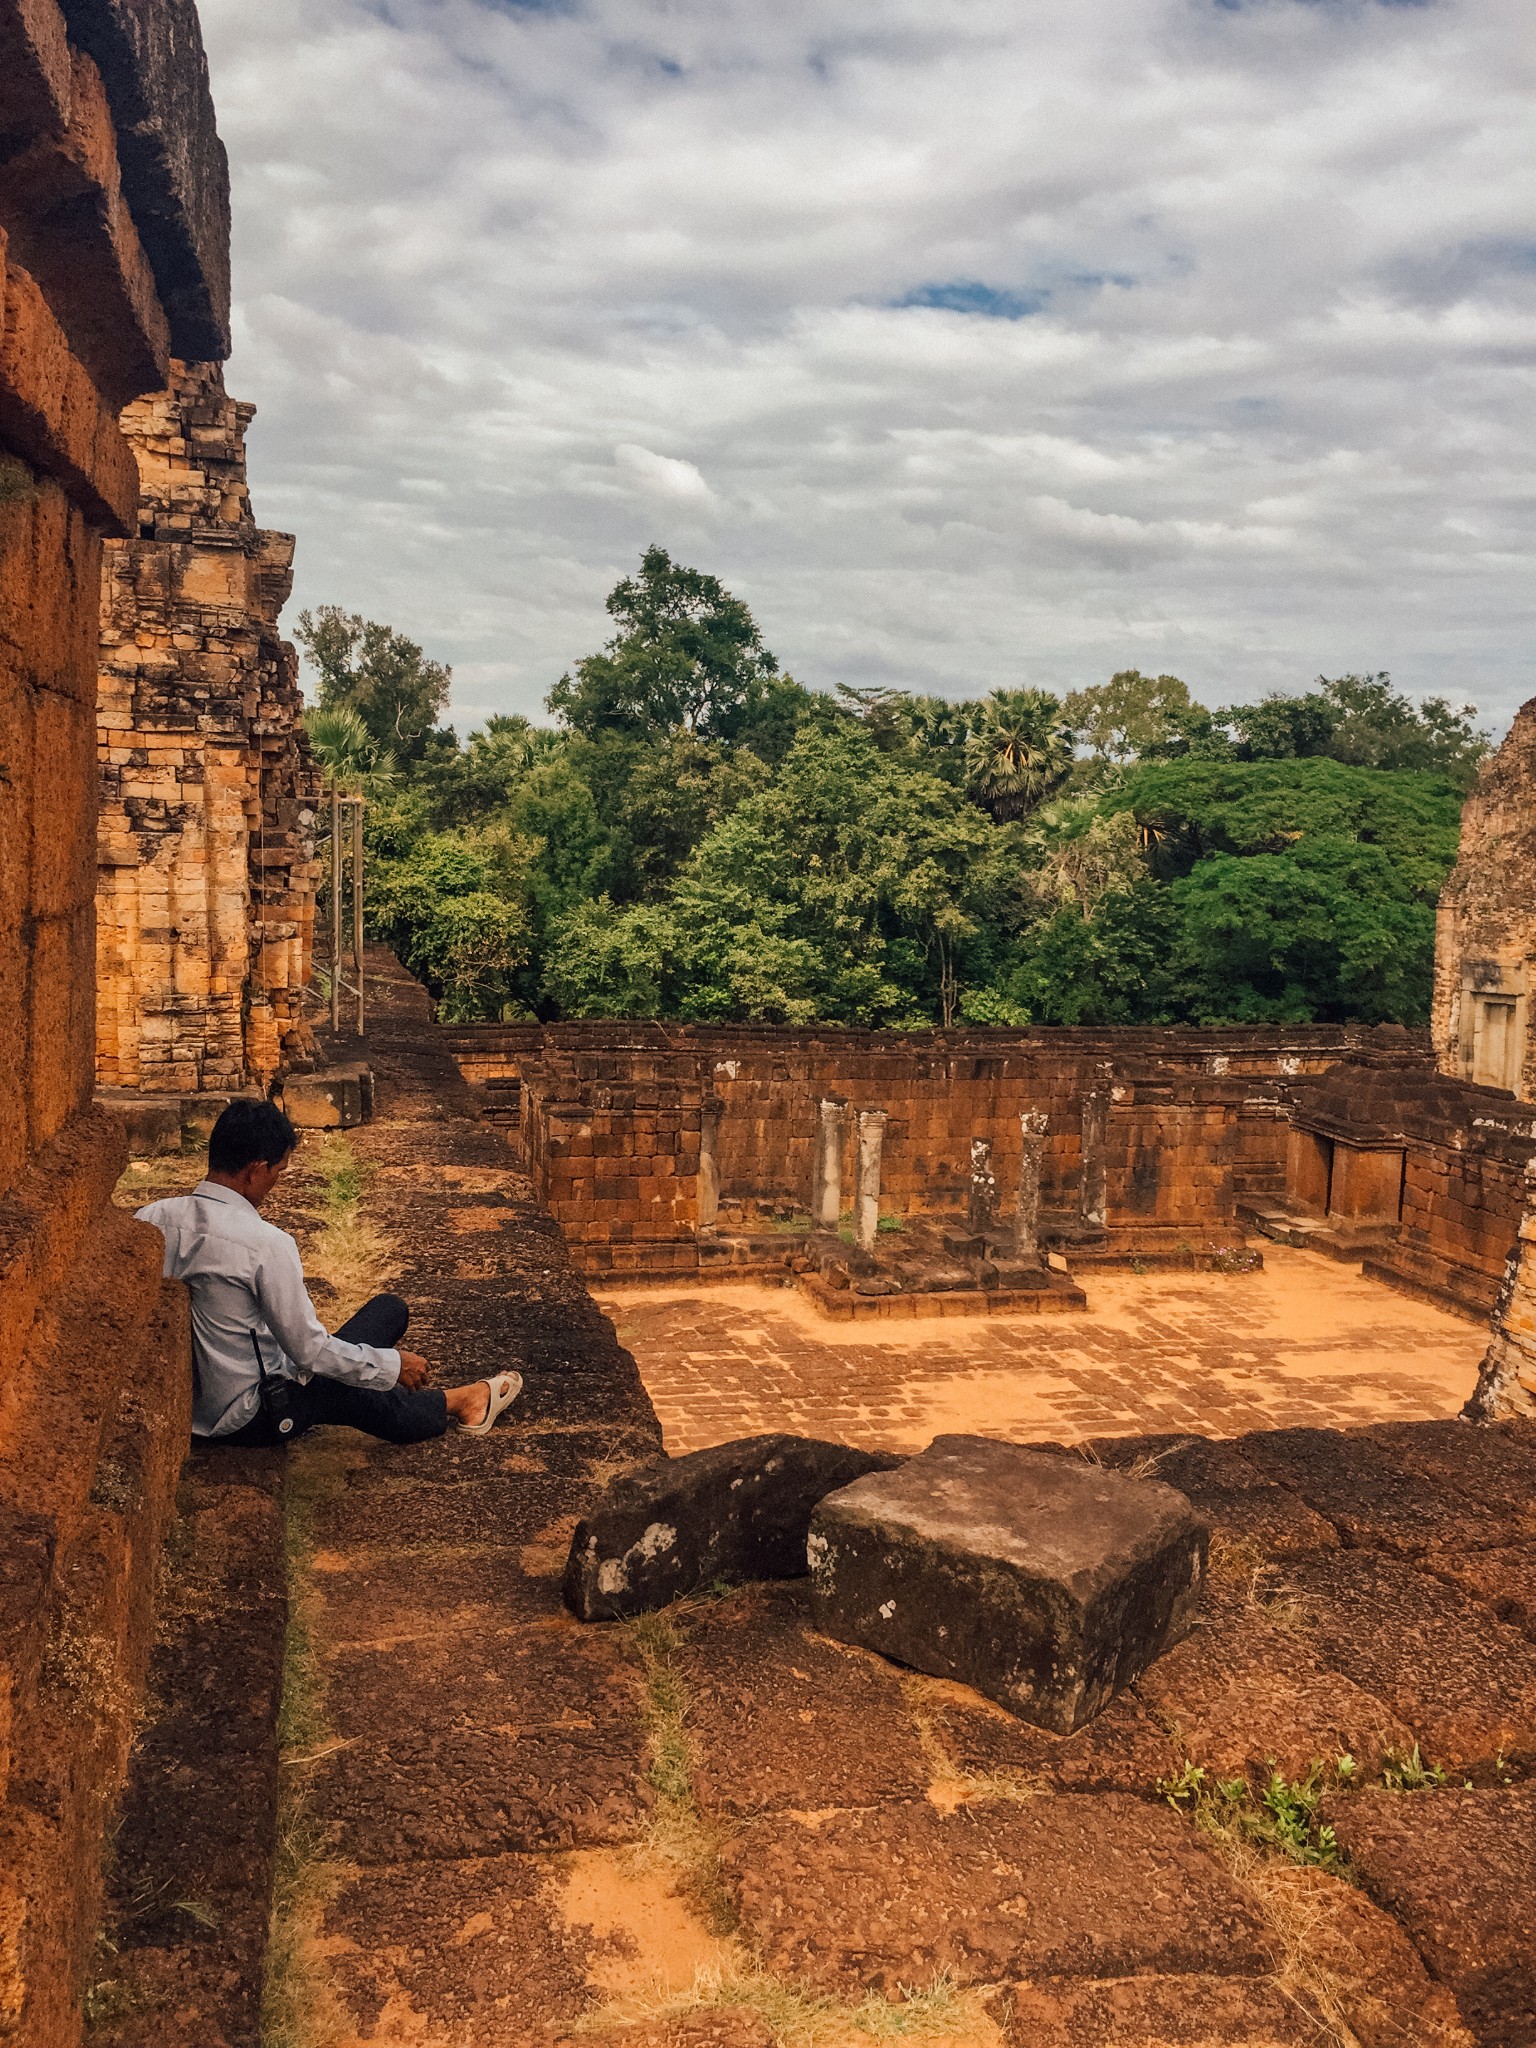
top-left (807, 1434), bottom-right (1208, 1734)
top-left (281, 1067), bottom-right (368, 1129)
top-left (564, 1434), bottom-right (903, 1621)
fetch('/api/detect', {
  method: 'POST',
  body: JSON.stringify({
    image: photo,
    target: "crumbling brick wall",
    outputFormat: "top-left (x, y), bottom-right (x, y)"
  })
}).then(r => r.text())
top-left (461, 1021), bottom-right (1407, 1277)
top-left (1432, 697), bottom-right (1536, 1100)
top-left (0, 1), bottom-right (228, 2038)
top-left (96, 359), bottom-right (320, 1095)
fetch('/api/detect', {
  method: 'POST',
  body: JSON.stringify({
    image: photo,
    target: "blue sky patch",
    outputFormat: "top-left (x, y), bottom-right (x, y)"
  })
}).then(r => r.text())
top-left (896, 281), bottom-right (1049, 319)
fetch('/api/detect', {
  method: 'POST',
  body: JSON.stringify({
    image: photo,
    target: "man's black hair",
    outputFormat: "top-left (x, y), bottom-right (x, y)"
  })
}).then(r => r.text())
top-left (208, 1099), bottom-right (299, 1174)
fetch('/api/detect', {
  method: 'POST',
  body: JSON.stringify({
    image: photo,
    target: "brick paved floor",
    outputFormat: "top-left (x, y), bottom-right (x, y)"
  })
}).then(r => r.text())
top-left (600, 1246), bottom-right (1487, 1455)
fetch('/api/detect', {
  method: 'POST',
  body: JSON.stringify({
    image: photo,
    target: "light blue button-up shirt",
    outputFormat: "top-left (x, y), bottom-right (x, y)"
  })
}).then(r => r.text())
top-left (137, 1180), bottom-right (401, 1438)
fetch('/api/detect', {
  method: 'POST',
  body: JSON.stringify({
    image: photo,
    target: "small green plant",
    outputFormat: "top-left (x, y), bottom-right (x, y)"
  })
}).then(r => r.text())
top-left (1130, 1258), bottom-right (1147, 1276)
top-left (1379, 1744), bottom-right (1447, 1792)
top-left (876, 1214), bottom-right (905, 1234)
top-left (1160, 1758), bottom-right (1345, 1872)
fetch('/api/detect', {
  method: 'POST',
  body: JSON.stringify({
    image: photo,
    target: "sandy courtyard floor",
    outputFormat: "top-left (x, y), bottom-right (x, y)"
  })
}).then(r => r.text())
top-left (599, 1244), bottom-right (1488, 1455)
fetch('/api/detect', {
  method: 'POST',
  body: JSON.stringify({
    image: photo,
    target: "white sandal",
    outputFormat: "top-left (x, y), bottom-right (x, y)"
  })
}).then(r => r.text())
top-left (460, 1370), bottom-right (522, 1436)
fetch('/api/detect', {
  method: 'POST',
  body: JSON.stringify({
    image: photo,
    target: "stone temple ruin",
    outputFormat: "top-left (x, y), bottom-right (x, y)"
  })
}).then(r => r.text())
top-left (3, 1), bottom-right (1536, 2041)
top-left (446, 1007), bottom-right (1536, 1350)
top-left (96, 360), bottom-right (321, 1099)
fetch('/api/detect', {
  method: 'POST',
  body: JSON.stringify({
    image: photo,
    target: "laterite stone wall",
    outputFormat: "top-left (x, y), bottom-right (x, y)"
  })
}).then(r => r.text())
top-left (0, 2), bottom-right (226, 2036)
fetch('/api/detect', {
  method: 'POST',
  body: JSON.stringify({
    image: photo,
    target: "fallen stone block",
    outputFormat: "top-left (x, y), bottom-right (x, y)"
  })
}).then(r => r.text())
top-left (564, 1435), bottom-right (902, 1621)
top-left (807, 1434), bottom-right (1208, 1734)
top-left (281, 1066), bottom-right (372, 1130)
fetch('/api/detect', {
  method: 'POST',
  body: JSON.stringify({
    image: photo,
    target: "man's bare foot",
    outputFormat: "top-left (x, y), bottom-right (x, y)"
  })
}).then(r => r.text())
top-left (446, 1381), bottom-right (492, 1428)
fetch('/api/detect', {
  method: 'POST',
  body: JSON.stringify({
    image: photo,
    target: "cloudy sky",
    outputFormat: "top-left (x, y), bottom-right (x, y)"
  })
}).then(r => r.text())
top-left (199, 0), bottom-right (1533, 735)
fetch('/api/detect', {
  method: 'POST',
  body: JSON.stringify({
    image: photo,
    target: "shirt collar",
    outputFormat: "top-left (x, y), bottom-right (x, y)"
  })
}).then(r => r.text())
top-left (193, 1179), bottom-right (259, 1214)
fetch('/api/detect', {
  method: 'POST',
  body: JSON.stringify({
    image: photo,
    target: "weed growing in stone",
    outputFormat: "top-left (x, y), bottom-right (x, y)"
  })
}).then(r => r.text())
top-left (298, 1136), bottom-right (391, 1320)
top-left (1379, 1743), bottom-right (1447, 1792)
top-left (82, 1975), bottom-right (148, 2029)
top-left (261, 1439), bottom-right (353, 2048)
top-left (901, 1675), bottom-right (1042, 1809)
top-left (1159, 1759), bottom-right (1345, 1873)
top-left (580, 1963), bottom-right (999, 2045)
top-left (601, 1616), bottom-right (1005, 2044)
top-left (627, 1605), bottom-right (739, 1935)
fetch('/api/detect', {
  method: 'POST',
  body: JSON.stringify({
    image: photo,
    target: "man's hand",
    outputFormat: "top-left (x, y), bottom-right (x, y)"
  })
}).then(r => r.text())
top-left (397, 1349), bottom-right (433, 1390)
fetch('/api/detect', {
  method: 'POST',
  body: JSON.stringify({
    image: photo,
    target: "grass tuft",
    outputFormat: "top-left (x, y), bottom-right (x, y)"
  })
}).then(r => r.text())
top-left (577, 1963), bottom-right (997, 2045)
top-left (260, 1441), bottom-right (353, 2048)
top-left (1379, 1743), bottom-right (1448, 1792)
top-left (902, 1675), bottom-right (1042, 1808)
top-left (626, 1603), bottom-right (739, 1935)
top-left (297, 1136), bottom-right (391, 1322)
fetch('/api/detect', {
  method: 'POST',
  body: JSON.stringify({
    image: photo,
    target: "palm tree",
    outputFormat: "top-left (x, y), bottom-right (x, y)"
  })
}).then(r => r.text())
top-left (303, 704), bottom-right (397, 795)
top-left (965, 689), bottom-right (1074, 821)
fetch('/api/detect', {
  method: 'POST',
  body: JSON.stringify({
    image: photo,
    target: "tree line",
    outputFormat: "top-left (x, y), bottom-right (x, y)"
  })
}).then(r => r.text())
top-left (300, 546), bottom-right (1484, 1030)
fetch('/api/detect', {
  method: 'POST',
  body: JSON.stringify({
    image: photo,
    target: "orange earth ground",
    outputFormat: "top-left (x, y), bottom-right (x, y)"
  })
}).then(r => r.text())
top-left (599, 1246), bottom-right (1487, 1457)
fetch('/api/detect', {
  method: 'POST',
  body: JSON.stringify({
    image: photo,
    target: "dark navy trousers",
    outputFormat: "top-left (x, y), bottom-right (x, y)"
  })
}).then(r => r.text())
top-left (215, 1294), bottom-right (449, 1447)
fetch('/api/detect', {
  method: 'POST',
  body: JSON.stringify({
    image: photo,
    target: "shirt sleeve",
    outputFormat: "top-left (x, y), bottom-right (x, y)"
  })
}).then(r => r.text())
top-left (252, 1231), bottom-right (401, 1391)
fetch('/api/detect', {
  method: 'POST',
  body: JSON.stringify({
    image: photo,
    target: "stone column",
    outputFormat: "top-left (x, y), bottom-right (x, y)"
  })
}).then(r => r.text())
top-left (1079, 1078), bottom-right (1110, 1231)
top-left (1464, 1155), bottom-right (1536, 1421)
top-left (697, 1098), bottom-right (722, 1236)
top-left (968, 1138), bottom-right (997, 1235)
top-left (814, 1099), bottom-right (847, 1230)
top-left (1016, 1110), bottom-right (1049, 1260)
top-left (855, 1109), bottom-right (888, 1252)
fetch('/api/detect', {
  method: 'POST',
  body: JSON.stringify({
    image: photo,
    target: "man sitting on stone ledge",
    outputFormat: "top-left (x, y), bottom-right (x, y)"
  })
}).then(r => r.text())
top-left (137, 1100), bottom-right (521, 1446)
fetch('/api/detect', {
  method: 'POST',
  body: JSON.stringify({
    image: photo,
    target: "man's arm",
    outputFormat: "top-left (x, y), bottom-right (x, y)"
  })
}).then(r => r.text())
top-left (252, 1233), bottom-right (401, 1390)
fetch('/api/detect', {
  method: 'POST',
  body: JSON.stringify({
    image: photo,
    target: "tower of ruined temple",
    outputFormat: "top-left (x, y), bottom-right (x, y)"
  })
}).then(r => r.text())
top-left (1431, 697), bottom-right (1536, 1103)
top-left (96, 361), bottom-right (322, 1095)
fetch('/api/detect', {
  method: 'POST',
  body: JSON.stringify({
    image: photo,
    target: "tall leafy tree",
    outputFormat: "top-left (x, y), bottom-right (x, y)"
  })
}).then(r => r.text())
top-left (297, 607), bottom-right (452, 761)
top-left (1062, 670), bottom-right (1197, 764)
top-left (1222, 673), bottom-right (1487, 788)
top-left (547, 545), bottom-right (786, 744)
top-left (311, 566), bottom-right (1476, 1032)
top-left (303, 705), bottom-right (396, 794)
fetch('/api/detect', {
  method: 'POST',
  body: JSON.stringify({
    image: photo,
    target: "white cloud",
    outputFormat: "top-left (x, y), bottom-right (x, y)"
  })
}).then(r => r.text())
top-left (201, 0), bottom-right (1535, 731)
top-left (613, 443), bottom-right (716, 503)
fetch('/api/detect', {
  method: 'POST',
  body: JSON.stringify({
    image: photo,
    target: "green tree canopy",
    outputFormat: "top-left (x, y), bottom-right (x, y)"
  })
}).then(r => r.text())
top-left (1063, 670), bottom-right (1197, 764)
top-left (330, 555), bottom-right (1481, 1032)
top-left (297, 607), bottom-right (452, 761)
top-left (547, 544), bottom-right (791, 746)
top-left (1222, 673), bottom-right (1487, 788)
